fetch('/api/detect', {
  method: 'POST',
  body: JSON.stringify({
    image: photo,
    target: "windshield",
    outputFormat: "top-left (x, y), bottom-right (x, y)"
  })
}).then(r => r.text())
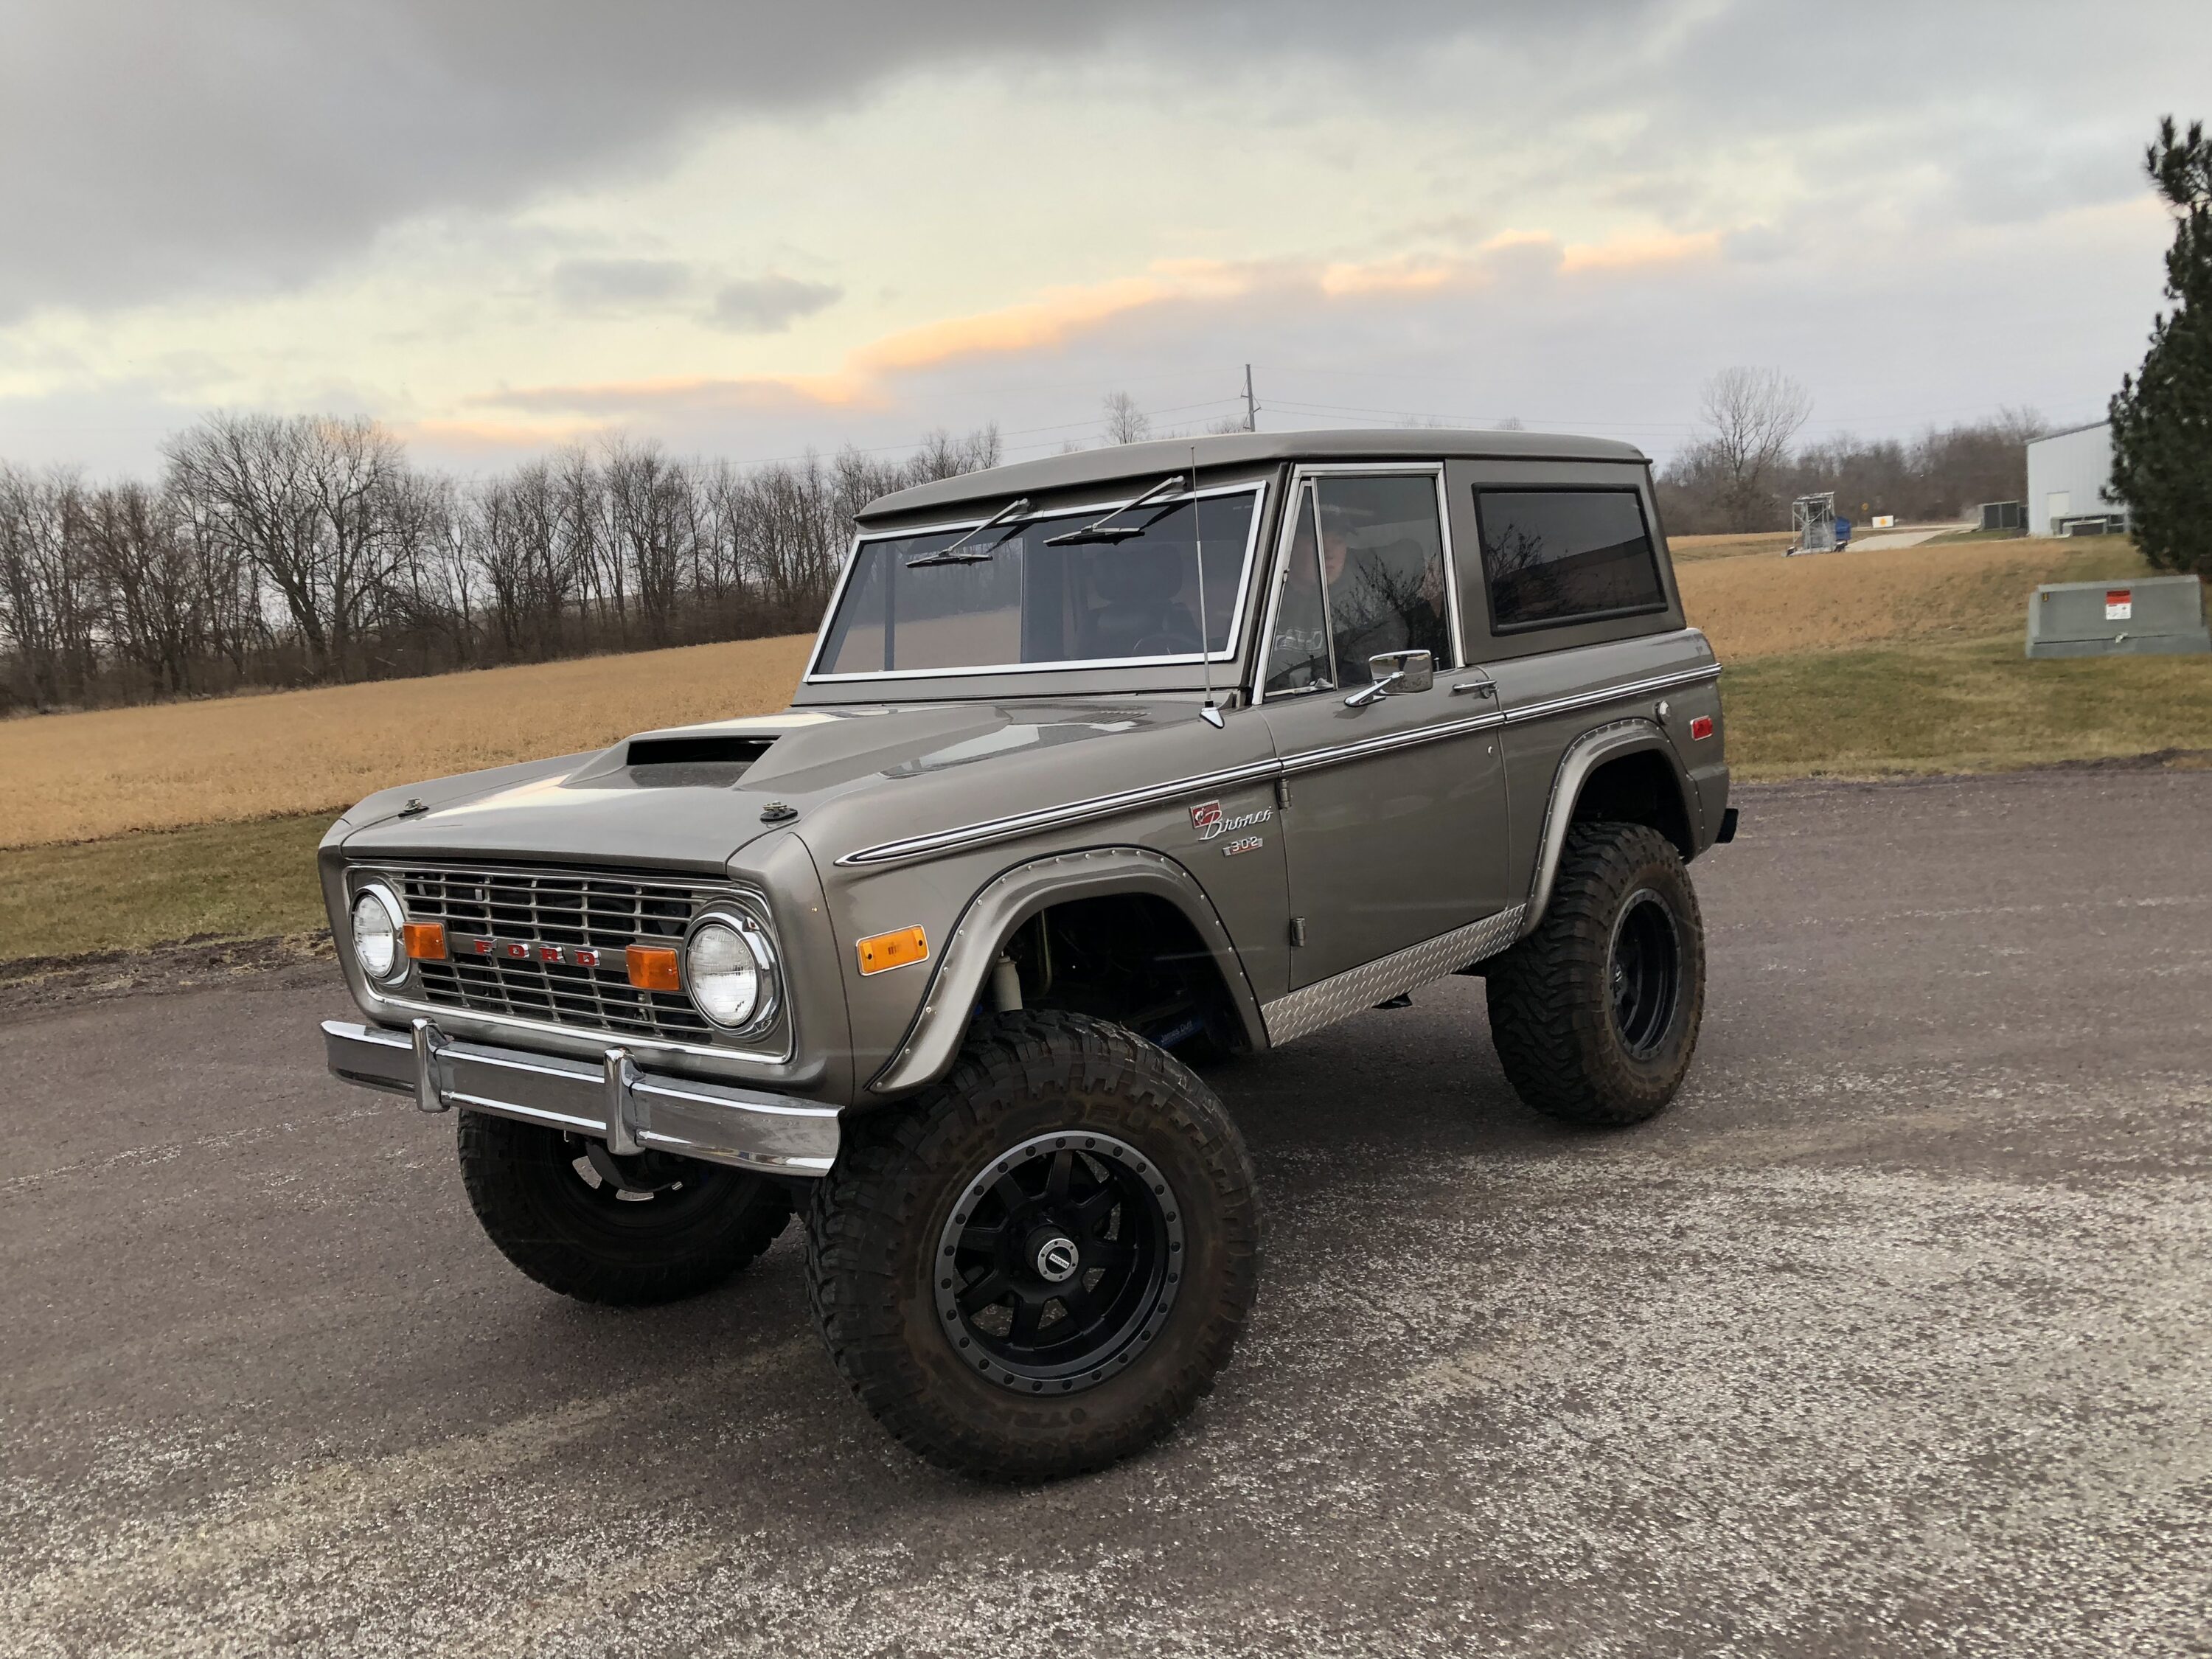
top-left (813, 488), bottom-right (1259, 678)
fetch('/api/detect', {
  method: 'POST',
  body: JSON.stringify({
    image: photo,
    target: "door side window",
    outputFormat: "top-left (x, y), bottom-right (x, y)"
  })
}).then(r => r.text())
top-left (1313, 476), bottom-right (1453, 686)
top-left (1263, 484), bottom-right (1335, 695)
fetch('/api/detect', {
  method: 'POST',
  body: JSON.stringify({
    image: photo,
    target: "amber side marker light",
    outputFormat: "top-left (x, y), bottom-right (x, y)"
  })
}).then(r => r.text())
top-left (857, 925), bottom-right (929, 976)
top-left (627, 944), bottom-right (683, 992)
top-left (403, 922), bottom-right (448, 961)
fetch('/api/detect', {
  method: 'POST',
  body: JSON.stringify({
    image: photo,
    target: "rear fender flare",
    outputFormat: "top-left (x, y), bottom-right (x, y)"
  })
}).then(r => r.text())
top-left (866, 846), bottom-right (1267, 1096)
top-left (1520, 719), bottom-right (1692, 937)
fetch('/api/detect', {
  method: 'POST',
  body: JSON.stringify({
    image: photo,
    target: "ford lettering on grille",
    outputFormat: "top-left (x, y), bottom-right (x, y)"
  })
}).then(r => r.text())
top-left (450, 933), bottom-right (605, 969)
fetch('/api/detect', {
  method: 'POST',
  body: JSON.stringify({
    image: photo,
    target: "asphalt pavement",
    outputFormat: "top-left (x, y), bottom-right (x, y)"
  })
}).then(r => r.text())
top-left (5, 768), bottom-right (2210, 1658)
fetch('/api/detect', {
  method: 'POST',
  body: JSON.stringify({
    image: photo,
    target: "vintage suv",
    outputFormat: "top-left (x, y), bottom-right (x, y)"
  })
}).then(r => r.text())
top-left (320, 430), bottom-right (1733, 1480)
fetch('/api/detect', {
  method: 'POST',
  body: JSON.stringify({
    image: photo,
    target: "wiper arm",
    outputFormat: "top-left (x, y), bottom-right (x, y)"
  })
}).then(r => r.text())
top-left (905, 496), bottom-right (1032, 567)
top-left (1041, 473), bottom-right (1189, 546)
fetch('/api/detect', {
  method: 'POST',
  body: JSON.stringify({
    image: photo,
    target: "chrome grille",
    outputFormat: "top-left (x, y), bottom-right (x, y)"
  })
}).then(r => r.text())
top-left (381, 863), bottom-right (726, 1043)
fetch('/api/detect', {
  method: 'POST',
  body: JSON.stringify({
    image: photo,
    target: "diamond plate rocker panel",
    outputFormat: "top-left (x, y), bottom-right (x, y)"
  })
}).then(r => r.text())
top-left (1262, 905), bottom-right (1526, 1048)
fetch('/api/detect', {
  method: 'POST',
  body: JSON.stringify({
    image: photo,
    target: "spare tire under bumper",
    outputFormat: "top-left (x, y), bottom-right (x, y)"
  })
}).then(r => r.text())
top-left (321, 1018), bottom-right (839, 1176)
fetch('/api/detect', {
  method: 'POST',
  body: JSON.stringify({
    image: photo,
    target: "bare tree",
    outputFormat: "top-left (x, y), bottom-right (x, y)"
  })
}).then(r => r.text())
top-left (82, 479), bottom-right (201, 695)
top-left (1694, 367), bottom-right (1813, 531)
top-left (2, 415), bottom-right (1009, 709)
top-left (0, 462), bottom-right (96, 706)
top-left (1102, 392), bottom-right (1152, 446)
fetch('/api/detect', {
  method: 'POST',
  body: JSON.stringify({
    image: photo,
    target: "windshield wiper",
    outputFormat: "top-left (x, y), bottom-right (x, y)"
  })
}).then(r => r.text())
top-left (905, 496), bottom-right (1032, 567)
top-left (1041, 473), bottom-right (1189, 546)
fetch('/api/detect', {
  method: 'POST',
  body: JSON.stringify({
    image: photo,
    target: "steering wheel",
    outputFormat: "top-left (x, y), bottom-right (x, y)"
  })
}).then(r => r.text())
top-left (1132, 623), bottom-right (1203, 656)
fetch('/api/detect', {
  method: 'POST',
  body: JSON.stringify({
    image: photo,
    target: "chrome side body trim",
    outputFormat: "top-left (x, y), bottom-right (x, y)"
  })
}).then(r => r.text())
top-left (1517, 717), bottom-right (1675, 939)
top-left (323, 1020), bottom-right (840, 1175)
top-left (1500, 662), bottom-right (1720, 725)
top-left (837, 661), bottom-right (1721, 869)
top-left (1276, 707), bottom-right (1506, 774)
top-left (837, 759), bottom-right (1283, 867)
top-left (1262, 905), bottom-right (1527, 1047)
top-left (867, 846), bottom-right (1267, 1095)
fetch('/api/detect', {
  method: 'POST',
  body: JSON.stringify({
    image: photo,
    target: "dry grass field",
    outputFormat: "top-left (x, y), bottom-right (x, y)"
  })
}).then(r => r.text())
top-left (1668, 530), bottom-right (1799, 561)
top-left (1676, 535), bottom-right (2159, 659)
top-left (0, 633), bottom-right (815, 849)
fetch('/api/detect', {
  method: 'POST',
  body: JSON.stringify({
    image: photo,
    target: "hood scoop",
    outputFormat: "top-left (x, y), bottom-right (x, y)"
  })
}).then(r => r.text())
top-left (622, 733), bottom-right (776, 789)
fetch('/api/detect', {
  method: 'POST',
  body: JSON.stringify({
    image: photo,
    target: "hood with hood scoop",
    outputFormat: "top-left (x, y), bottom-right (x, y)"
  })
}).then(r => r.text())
top-left (336, 698), bottom-right (1242, 872)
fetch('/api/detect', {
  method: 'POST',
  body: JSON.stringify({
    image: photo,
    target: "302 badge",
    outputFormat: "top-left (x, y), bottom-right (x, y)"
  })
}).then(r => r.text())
top-left (1189, 797), bottom-right (1273, 859)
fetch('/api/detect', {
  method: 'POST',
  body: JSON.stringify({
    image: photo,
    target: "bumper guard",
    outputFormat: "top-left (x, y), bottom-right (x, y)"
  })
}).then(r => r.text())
top-left (323, 1019), bottom-right (839, 1176)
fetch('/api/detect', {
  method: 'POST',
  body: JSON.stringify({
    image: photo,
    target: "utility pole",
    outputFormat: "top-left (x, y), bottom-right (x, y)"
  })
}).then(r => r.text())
top-left (1243, 364), bottom-right (1259, 433)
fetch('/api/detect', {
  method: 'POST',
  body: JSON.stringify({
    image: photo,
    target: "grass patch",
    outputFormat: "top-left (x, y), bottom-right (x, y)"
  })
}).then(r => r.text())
top-left (0, 632), bottom-right (815, 849)
top-left (1669, 531), bottom-right (1798, 561)
top-left (0, 815), bottom-right (330, 962)
top-left (1725, 636), bottom-right (2212, 779)
top-left (1677, 536), bottom-right (2168, 661)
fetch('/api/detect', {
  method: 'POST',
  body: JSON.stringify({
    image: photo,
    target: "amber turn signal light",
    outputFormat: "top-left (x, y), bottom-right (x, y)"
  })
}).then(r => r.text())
top-left (403, 922), bottom-right (447, 961)
top-left (626, 944), bottom-right (683, 991)
top-left (856, 925), bottom-right (928, 976)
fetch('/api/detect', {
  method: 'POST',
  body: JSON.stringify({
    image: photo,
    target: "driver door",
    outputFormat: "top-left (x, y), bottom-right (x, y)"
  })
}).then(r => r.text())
top-left (1256, 470), bottom-right (1516, 989)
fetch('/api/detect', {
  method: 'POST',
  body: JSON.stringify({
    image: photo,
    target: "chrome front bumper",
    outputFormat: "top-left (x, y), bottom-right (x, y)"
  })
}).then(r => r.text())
top-left (322, 1019), bottom-right (840, 1176)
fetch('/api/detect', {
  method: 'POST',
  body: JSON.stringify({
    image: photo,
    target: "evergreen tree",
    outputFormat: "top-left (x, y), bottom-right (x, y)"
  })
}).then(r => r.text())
top-left (2110, 118), bottom-right (2212, 577)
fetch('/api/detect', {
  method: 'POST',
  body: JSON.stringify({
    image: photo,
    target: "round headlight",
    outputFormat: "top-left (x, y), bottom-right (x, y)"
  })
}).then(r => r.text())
top-left (351, 886), bottom-right (405, 983)
top-left (685, 914), bottom-right (771, 1030)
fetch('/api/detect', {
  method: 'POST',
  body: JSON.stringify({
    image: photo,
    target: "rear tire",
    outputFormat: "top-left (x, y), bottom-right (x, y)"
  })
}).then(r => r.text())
top-left (458, 1111), bottom-right (793, 1306)
top-left (805, 1010), bottom-right (1261, 1482)
top-left (1485, 821), bottom-right (1705, 1127)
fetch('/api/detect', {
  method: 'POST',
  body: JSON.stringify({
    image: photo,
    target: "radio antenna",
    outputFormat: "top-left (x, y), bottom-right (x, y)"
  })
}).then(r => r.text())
top-left (1190, 444), bottom-right (1223, 728)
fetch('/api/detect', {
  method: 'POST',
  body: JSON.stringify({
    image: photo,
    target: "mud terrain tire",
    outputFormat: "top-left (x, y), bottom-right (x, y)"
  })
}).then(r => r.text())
top-left (1485, 820), bottom-right (1706, 1127)
top-left (806, 1009), bottom-right (1260, 1482)
top-left (458, 1111), bottom-right (793, 1305)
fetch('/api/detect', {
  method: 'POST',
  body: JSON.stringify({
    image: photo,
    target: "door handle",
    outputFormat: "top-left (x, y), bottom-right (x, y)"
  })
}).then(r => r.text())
top-left (1451, 681), bottom-right (1497, 698)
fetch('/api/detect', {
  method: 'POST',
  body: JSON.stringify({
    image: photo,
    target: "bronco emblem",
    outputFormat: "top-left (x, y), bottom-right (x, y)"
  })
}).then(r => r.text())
top-left (1190, 799), bottom-right (1272, 842)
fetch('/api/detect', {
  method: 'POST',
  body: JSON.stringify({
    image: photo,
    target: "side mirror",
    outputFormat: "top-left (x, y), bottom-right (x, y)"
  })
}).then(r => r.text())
top-left (1343, 649), bottom-right (1435, 707)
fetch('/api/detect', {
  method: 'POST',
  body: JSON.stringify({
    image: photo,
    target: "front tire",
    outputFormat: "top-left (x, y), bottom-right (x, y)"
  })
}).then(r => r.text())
top-left (805, 1010), bottom-right (1261, 1482)
top-left (1485, 821), bottom-right (1706, 1126)
top-left (457, 1111), bottom-right (793, 1306)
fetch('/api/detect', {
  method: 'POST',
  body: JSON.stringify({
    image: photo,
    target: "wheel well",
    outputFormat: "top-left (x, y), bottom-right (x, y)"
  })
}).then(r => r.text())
top-left (1002, 893), bottom-right (1248, 1058)
top-left (1570, 749), bottom-right (1694, 858)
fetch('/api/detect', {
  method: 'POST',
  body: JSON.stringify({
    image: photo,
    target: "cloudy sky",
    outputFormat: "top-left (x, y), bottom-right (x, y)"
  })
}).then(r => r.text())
top-left (0, 0), bottom-right (2200, 476)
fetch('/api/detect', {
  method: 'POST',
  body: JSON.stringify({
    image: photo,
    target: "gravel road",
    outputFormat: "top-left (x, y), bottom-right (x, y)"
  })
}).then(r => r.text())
top-left (6, 768), bottom-right (2209, 1658)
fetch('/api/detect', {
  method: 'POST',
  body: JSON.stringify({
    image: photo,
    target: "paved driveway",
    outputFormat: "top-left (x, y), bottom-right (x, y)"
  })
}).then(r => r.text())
top-left (5, 768), bottom-right (2209, 1658)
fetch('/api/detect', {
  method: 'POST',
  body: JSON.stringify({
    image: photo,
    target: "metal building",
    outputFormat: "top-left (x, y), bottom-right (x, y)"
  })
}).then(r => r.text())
top-left (2025, 421), bottom-right (2129, 538)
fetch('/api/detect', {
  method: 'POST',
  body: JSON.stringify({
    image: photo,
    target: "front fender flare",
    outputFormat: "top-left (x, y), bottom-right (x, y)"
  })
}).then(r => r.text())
top-left (866, 846), bottom-right (1267, 1096)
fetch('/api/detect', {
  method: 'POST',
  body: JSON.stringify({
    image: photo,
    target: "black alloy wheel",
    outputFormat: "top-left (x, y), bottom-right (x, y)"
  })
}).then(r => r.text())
top-left (934, 1131), bottom-right (1183, 1395)
top-left (1608, 888), bottom-right (1683, 1059)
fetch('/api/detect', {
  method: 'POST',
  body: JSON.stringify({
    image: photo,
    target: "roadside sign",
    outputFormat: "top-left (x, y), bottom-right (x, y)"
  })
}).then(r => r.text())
top-left (2105, 589), bottom-right (2132, 622)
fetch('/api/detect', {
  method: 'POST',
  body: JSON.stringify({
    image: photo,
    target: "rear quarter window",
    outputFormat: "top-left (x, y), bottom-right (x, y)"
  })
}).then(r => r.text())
top-left (1475, 488), bottom-right (1666, 632)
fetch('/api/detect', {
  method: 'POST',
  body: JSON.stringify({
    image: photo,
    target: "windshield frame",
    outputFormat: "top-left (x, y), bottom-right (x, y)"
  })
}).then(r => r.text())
top-left (803, 479), bottom-right (1271, 685)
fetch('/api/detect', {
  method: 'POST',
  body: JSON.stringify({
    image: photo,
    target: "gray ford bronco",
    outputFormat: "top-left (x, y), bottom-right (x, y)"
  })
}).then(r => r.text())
top-left (320, 429), bottom-right (1733, 1480)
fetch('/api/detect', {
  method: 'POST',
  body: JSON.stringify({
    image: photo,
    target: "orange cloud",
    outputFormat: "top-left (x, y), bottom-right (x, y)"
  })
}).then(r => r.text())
top-left (1559, 229), bottom-right (1722, 273)
top-left (403, 415), bottom-right (611, 452)
top-left (464, 232), bottom-right (1730, 422)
